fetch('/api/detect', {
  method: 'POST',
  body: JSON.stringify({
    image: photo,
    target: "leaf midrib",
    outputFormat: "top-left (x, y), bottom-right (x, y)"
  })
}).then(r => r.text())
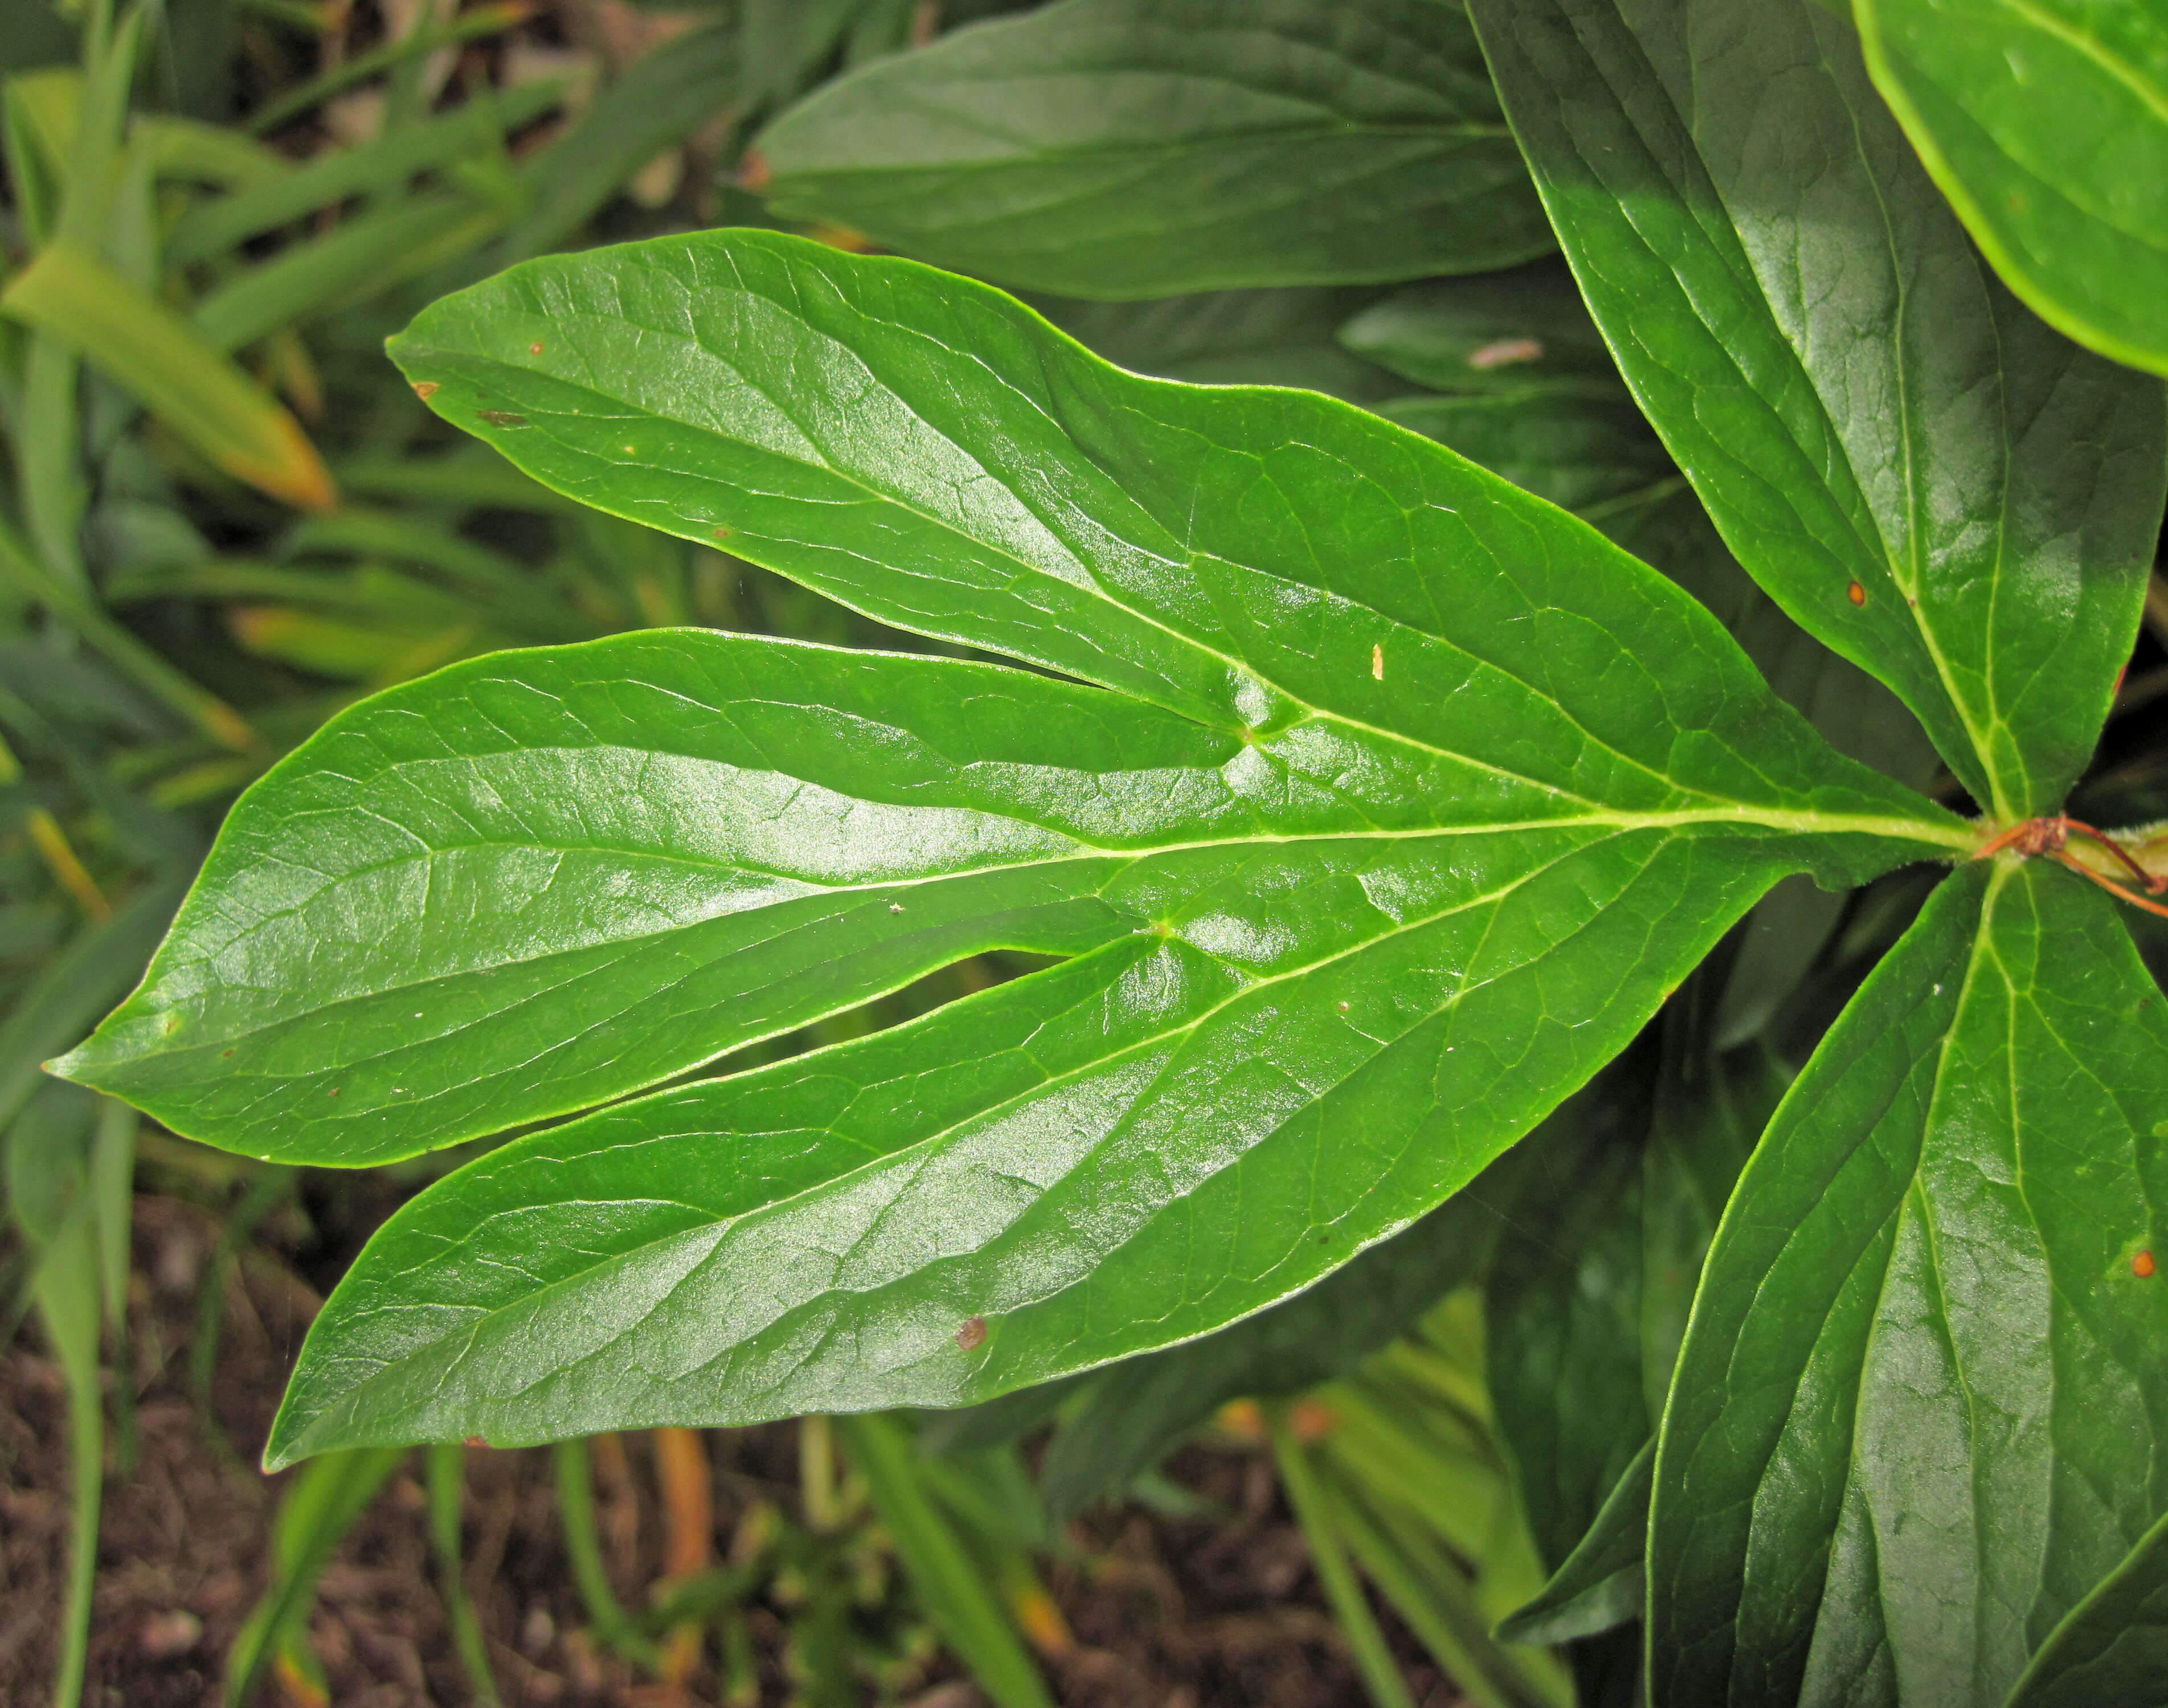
top-left (133, 804), bottom-right (1971, 1070)
top-left (432, 326), bottom-right (1805, 815)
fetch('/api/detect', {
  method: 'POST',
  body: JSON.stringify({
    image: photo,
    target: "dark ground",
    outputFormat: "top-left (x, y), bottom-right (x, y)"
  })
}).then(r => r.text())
top-left (2, 1191), bottom-right (1457, 1707)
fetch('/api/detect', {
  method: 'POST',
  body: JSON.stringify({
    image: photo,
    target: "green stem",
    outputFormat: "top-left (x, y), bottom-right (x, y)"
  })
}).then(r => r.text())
top-left (36, 1208), bottom-right (104, 1708)
top-left (1269, 1410), bottom-right (1418, 1708)
top-left (427, 1443), bottom-right (503, 1706)
top-left (549, 1438), bottom-right (660, 1670)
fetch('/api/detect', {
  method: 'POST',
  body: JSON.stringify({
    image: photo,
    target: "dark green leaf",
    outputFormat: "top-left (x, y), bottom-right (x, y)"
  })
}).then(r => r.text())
top-left (1036, 284), bottom-right (1409, 403)
top-left (1377, 391), bottom-right (1672, 516)
top-left (1336, 261), bottom-right (1624, 399)
top-left (1855, 0), bottom-right (2168, 379)
top-left (1495, 1437), bottom-right (1652, 1649)
top-left (1650, 861), bottom-right (2168, 1705)
top-left (752, 0), bottom-right (1554, 297)
top-left (2006, 1508), bottom-right (2168, 1708)
top-left (1467, 0), bottom-right (2167, 818)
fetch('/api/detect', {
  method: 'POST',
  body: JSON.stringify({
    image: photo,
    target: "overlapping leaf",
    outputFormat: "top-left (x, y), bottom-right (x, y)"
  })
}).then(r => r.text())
top-left (1467, 0), bottom-right (2167, 818)
top-left (1650, 861), bottom-right (2168, 1705)
top-left (47, 231), bottom-right (1973, 1459)
top-left (1855, 0), bottom-right (2168, 378)
top-left (751, 0), bottom-right (1553, 297)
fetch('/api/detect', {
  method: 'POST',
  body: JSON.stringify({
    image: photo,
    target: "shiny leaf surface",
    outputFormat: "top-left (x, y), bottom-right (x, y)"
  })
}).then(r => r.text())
top-left (2006, 1509), bottom-right (2168, 1708)
top-left (48, 230), bottom-right (1973, 1459)
top-left (1650, 861), bottom-right (2168, 1705)
top-left (1467, 0), bottom-right (2167, 818)
top-left (752, 0), bottom-right (1553, 297)
top-left (1855, 0), bottom-right (2168, 379)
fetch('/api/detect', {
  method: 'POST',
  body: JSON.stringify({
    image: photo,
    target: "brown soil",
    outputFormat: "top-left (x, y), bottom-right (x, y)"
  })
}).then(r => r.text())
top-left (2, 1193), bottom-right (1457, 1707)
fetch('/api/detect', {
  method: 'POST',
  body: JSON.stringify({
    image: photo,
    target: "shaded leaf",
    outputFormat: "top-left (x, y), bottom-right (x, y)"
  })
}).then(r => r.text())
top-left (2006, 1508), bottom-right (2168, 1708)
top-left (1467, 0), bottom-right (2167, 818)
top-left (1495, 1437), bottom-right (1652, 1649)
top-left (753, 0), bottom-right (1553, 297)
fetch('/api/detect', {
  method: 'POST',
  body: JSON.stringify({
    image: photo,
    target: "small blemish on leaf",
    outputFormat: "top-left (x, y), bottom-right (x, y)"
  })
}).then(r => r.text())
top-left (164, 1016), bottom-right (180, 1034)
top-left (477, 410), bottom-right (527, 427)
top-left (622, 444), bottom-right (636, 455)
top-left (223, 1048), bottom-right (236, 1059)
top-left (712, 526), bottom-right (733, 541)
top-left (412, 381), bottom-right (439, 399)
top-left (1467, 337), bottom-right (1543, 370)
top-left (327, 1088), bottom-right (340, 1098)
top-left (889, 902), bottom-right (904, 914)
top-left (1338, 1001), bottom-right (1349, 1012)
top-left (529, 342), bottom-right (543, 355)
top-left (464, 1436), bottom-right (488, 1448)
top-left (1371, 644), bottom-right (1384, 680)
top-left (2136, 1251), bottom-right (2156, 1278)
top-left (1847, 581), bottom-right (1867, 606)
top-left (955, 1315), bottom-right (988, 1351)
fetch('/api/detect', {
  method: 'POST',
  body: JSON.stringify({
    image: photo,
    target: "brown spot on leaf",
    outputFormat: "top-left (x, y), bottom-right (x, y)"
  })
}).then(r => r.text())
top-left (465, 1436), bottom-right (488, 1448)
top-left (711, 526), bottom-right (734, 540)
top-left (955, 1315), bottom-right (988, 1351)
top-left (1371, 643), bottom-right (1384, 680)
top-left (411, 381), bottom-right (439, 399)
top-left (529, 342), bottom-right (543, 355)
top-left (478, 410), bottom-right (527, 428)
top-left (222, 1048), bottom-right (235, 1059)
top-left (1847, 581), bottom-right (1867, 606)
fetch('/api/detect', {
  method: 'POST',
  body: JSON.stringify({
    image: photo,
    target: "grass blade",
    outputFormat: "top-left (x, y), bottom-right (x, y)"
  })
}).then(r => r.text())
top-left (426, 1443), bottom-right (504, 1707)
top-left (550, 1436), bottom-right (661, 1669)
top-left (1, 238), bottom-right (336, 510)
top-left (223, 1447), bottom-right (406, 1707)
top-left (1269, 1410), bottom-right (1419, 1708)
top-left (833, 1412), bottom-right (1056, 1708)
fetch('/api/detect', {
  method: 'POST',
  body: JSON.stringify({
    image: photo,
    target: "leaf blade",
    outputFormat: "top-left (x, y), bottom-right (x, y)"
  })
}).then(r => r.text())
top-left (1466, 0), bottom-right (2167, 816)
top-left (751, 0), bottom-right (1553, 296)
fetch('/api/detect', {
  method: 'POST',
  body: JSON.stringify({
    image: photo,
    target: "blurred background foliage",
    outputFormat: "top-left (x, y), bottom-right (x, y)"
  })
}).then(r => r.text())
top-left (3, 1), bottom-right (2165, 1705)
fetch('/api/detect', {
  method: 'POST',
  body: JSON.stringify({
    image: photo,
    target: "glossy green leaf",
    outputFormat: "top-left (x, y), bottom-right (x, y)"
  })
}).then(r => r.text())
top-left (29, 231), bottom-right (1976, 1462)
top-left (1467, 0), bottom-right (2168, 818)
top-left (1854, 0), bottom-right (2168, 379)
top-left (2006, 1509), bottom-right (2168, 1708)
top-left (751, 0), bottom-right (1554, 297)
top-left (1336, 261), bottom-right (1624, 399)
top-left (1650, 860), bottom-right (2168, 1706)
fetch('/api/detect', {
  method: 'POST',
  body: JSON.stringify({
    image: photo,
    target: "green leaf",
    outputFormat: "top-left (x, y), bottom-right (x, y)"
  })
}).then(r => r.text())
top-left (1336, 261), bottom-right (1625, 399)
top-left (1495, 1437), bottom-right (1652, 1649)
top-left (1854, 0), bottom-right (2168, 379)
top-left (751, 0), bottom-right (1554, 297)
top-left (835, 1413), bottom-right (1057, 1708)
top-left (1467, 0), bottom-right (2168, 819)
top-left (1376, 391), bottom-right (1673, 517)
top-left (1036, 1168), bottom-right (1514, 1520)
top-left (52, 231), bottom-right (1968, 1465)
top-left (1649, 860), bottom-right (2168, 1706)
top-left (2006, 1508), bottom-right (2168, 1708)
top-left (1036, 284), bottom-right (1409, 403)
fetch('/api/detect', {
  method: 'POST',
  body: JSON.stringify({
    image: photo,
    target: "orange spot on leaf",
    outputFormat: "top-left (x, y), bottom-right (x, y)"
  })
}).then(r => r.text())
top-left (1847, 582), bottom-right (1867, 606)
top-left (955, 1315), bottom-right (988, 1350)
top-left (529, 342), bottom-right (543, 355)
top-left (411, 381), bottom-right (439, 399)
top-left (2136, 1251), bottom-right (2156, 1278)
